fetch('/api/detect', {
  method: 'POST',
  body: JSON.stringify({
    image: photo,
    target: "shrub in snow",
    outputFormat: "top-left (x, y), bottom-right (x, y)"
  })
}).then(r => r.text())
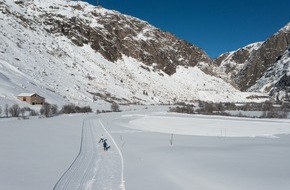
top-left (262, 101), bottom-right (274, 111)
top-left (4, 104), bottom-right (9, 117)
top-left (224, 102), bottom-right (237, 110)
top-left (30, 110), bottom-right (38, 116)
top-left (40, 103), bottom-right (52, 117)
top-left (216, 102), bottom-right (225, 112)
top-left (170, 101), bottom-right (289, 119)
top-left (261, 110), bottom-right (288, 119)
top-left (20, 107), bottom-right (25, 118)
top-left (40, 103), bottom-right (58, 117)
top-left (9, 104), bottom-right (20, 117)
top-left (61, 104), bottom-right (92, 114)
top-left (111, 102), bottom-right (120, 112)
top-left (51, 104), bottom-right (58, 115)
top-left (281, 103), bottom-right (290, 112)
top-left (169, 106), bottom-right (194, 114)
top-left (197, 101), bottom-right (214, 114)
top-left (61, 104), bottom-right (76, 114)
top-left (75, 106), bottom-right (92, 113)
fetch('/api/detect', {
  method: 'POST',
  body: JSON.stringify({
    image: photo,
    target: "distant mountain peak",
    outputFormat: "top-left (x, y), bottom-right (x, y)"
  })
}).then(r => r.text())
top-left (278, 22), bottom-right (290, 33)
top-left (213, 22), bottom-right (290, 102)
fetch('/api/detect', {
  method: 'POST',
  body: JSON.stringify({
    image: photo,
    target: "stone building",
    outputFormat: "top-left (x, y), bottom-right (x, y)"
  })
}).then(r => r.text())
top-left (17, 93), bottom-right (45, 105)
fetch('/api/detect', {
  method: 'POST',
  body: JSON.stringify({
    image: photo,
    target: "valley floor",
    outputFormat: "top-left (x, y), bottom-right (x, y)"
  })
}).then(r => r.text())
top-left (0, 108), bottom-right (290, 190)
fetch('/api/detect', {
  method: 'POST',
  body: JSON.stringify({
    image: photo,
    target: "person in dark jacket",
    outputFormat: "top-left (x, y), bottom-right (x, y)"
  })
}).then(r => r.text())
top-left (103, 139), bottom-right (108, 151)
top-left (103, 139), bottom-right (110, 151)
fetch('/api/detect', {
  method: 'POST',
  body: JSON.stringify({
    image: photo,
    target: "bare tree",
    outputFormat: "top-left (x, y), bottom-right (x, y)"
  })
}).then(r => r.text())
top-left (216, 102), bottom-right (225, 112)
top-left (40, 103), bottom-right (51, 117)
top-left (20, 107), bottom-right (26, 118)
top-left (262, 101), bottom-right (274, 118)
top-left (203, 102), bottom-right (214, 114)
top-left (61, 104), bottom-right (92, 114)
top-left (4, 104), bottom-right (9, 117)
top-left (0, 106), bottom-right (2, 117)
top-left (111, 102), bottom-right (120, 112)
top-left (51, 104), bottom-right (58, 115)
top-left (30, 109), bottom-right (38, 116)
top-left (9, 104), bottom-right (20, 117)
top-left (262, 101), bottom-right (273, 111)
top-left (61, 104), bottom-right (76, 114)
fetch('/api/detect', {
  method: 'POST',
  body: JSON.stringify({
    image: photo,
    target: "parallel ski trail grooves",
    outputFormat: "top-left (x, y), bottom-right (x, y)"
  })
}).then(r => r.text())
top-left (99, 119), bottom-right (125, 190)
top-left (53, 117), bottom-right (125, 190)
top-left (53, 118), bottom-right (98, 190)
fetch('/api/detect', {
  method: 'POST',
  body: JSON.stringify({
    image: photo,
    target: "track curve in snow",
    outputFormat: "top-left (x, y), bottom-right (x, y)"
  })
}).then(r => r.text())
top-left (53, 117), bottom-right (124, 190)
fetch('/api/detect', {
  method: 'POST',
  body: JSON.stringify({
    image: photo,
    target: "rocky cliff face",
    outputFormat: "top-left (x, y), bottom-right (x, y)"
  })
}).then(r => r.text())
top-left (234, 24), bottom-right (290, 91)
top-left (213, 23), bottom-right (290, 101)
top-left (248, 46), bottom-right (290, 102)
top-left (213, 42), bottom-right (262, 83)
top-left (39, 2), bottom-right (211, 76)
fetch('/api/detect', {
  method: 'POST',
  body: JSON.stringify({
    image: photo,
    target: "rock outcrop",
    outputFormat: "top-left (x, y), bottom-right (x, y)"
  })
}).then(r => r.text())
top-left (41, 4), bottom-right (211, 75)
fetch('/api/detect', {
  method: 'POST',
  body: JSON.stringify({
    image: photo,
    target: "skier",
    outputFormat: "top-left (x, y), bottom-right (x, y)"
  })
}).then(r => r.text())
top-left (103, 139), bottom-right (111, 151)
top-left (99, 134), bottom-right (104, 143)
top-left (103, 139), bottom-right (108, 151)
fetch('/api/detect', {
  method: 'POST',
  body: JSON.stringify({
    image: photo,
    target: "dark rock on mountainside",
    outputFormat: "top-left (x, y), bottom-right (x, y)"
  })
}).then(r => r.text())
top-left (270, 74), bottom-right (290, 102)
top-left (212, 43), bottom-right (262, 84)
top-left (235, 29), bottom-right (290, 91)
top-left (214, 23), bottom-right (290, 96)
top-left (213, 53), bottom-right (230, 66)
top-left (214, 46), bottom-right (256, 67)
top-left (43, 6), bottom-right (211, 75)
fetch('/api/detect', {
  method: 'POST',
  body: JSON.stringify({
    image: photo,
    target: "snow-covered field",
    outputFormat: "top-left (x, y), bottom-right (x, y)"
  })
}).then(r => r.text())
top-left (1, 108), bottom-right (290, 190)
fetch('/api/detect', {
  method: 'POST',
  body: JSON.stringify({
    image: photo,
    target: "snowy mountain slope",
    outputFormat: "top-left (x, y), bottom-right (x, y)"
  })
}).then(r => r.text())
top-left (35, 0), bottom-right (211, 75)
top-left (213, 22), bottom-right (290, 101)
top-left (0, 0), bottom-right (267, 108)
top-left (213, 42), bottom-right (263, 83)
top-left (234, 22), bottom-right (290, 91)
top-left (249, 46), bottom-right (290, 101)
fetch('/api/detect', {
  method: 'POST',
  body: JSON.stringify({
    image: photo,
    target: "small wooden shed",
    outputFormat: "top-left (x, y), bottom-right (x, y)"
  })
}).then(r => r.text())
top-left (17, 93), bottom-right (45, 105)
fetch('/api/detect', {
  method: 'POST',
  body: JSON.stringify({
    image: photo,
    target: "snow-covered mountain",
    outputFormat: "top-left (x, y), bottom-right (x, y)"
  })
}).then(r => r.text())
top-left (249, 46), bottom-right (290, 101)
top-left (214, 22), bottom-right (290, 102)
top-left (0, 0), bottom-right (268, 108)
top-left (235, 22), bottom-right (290, 92)
top-left (248, 24), bottom-right (290, 102)
top-left (213, 42), bottom-right (263, 85)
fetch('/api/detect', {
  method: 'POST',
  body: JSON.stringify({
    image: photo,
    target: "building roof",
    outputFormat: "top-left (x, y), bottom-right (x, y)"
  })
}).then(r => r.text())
top-left (17, 93), bottom-right (37, 97)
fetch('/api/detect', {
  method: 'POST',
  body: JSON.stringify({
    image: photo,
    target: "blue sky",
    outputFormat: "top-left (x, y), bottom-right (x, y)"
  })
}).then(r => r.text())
top-left (84, 0), bottom-right (290, 58)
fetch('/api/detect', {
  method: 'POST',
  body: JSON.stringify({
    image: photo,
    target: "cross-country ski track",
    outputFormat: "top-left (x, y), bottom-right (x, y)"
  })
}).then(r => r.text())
top-left (1, 109), bottom-right (290, 190)
top-left (53, 117), bottom-right (125, 190)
